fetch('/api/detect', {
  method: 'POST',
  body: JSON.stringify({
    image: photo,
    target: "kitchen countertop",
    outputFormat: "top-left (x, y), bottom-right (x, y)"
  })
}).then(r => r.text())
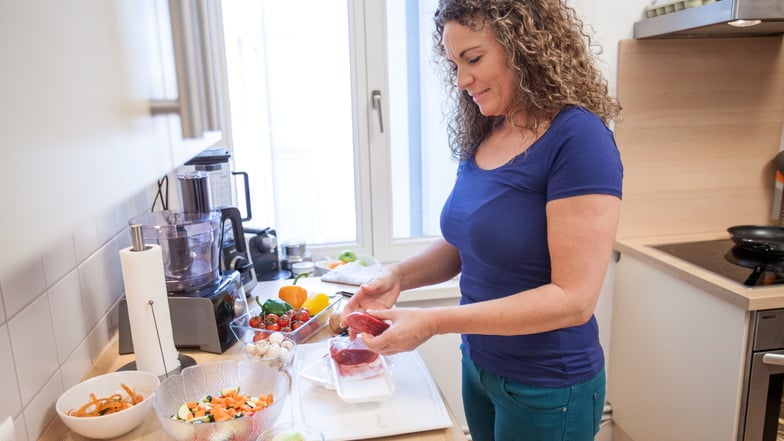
top-left (42, 278), bottom-right (467, 441)
top-left (615, 232), bottom-right (784, 311)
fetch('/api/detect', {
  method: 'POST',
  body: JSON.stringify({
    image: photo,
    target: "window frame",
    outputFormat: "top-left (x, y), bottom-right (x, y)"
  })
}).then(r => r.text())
top-left (223, 0), bottom-right (442, 264)
top-left (361, 0), bottom-right (440, 264)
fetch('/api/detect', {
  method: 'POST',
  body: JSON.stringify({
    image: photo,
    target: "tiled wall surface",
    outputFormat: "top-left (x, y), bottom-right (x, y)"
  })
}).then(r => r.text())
top-left (0, 189), bottom-right (153, 441)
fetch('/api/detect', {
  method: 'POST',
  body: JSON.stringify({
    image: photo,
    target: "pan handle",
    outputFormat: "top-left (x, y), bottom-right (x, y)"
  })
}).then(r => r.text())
top-left (734, 238), bottom-right (774, 253)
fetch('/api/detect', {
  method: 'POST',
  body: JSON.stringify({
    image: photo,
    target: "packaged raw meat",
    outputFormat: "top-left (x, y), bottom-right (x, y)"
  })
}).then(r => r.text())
top-left (329, 335), bottom-right (379, 365)
top-left (327, 336), bottom-right (395, 403)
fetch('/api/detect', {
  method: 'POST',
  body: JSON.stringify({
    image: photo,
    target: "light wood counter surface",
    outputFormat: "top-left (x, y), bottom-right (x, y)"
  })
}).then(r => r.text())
top-left (41, 316), bottom-right (468, 441)
top-left (615, 232), bottom-right (784, 312)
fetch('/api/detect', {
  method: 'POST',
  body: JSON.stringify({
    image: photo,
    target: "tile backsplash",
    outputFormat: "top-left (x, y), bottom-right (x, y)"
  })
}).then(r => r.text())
top-left (0, 188), bottom-right (153, 441)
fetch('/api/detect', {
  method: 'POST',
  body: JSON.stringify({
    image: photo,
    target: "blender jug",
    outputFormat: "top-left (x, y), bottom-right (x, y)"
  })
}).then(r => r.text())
top-left (130, 210), bottom-right (222, 293)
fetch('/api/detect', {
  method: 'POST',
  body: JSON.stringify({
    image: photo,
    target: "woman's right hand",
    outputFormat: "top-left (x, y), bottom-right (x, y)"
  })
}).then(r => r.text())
top-left (340, 266), bottom-right (401, 324)
top-left (340, 238), bottom-right (461, 332)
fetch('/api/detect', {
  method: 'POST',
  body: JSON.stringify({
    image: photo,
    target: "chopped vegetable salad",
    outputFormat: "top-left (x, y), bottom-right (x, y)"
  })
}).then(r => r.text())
top-left (172, 387), bottom-right (274, 423)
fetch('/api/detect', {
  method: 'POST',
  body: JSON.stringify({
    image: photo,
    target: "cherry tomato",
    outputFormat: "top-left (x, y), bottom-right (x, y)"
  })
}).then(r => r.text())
top-left (249, 316), bottom-right (263, 329)
top-left (253, 332), bottom-right (265, 342)
top-left (266, 323), bottom-right (281, 331)
top-left (278, 316), bottom-right (290, 328)
top-left (265, 313), bottom-right (279, 326)
top-left (294, 310), bottom-right (310, 322)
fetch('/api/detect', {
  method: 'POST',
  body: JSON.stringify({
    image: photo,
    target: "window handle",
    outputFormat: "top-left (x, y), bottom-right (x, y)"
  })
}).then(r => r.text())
top-left (372, 90), bottom-right (384, 133)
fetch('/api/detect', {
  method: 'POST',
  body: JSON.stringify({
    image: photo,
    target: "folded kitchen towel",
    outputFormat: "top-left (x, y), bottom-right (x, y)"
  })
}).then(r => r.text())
top-left (320, 261), bottom-right (382, 286)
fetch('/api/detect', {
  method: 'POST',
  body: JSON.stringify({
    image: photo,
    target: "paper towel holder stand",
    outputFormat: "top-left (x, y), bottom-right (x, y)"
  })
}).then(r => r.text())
top-left (118, 353), bottom-right (196, 375)
top-left (117, 298), bottom-right (196, 376)
top-left (117, 225), bottom-right (197, 376)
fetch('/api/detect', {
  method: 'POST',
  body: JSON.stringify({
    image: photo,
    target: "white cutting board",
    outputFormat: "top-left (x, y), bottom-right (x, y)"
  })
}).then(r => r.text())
top-left (277, 342), bottom-right (453, 441)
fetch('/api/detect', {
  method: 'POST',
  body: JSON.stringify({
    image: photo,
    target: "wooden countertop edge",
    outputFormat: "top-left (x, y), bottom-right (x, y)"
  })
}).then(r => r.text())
top-left (615, 233), bottom-right (784, 311)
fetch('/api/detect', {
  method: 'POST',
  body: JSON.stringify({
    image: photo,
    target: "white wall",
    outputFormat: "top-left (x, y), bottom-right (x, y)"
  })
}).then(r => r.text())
top-left (0, 190), bottom-right (151, 441)
top-left (569, 0), bottom-right (651, 96)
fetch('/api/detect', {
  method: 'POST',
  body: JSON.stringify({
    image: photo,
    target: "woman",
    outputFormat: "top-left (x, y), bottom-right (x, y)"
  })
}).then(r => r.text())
top-left (341, 0), bottom-right (622, 440)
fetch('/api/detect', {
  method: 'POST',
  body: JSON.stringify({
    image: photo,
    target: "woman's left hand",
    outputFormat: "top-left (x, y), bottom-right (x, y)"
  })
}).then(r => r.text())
top-left (357, 307), bottom-right (437, 356)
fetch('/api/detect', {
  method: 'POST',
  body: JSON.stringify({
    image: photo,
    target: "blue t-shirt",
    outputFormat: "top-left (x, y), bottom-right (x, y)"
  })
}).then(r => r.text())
top-left (440, 106), bottom-right (623, 388)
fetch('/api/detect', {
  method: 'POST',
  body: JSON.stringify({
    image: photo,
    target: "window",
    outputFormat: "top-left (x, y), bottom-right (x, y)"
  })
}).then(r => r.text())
top-left (221, 0), bottom-right (455, 263)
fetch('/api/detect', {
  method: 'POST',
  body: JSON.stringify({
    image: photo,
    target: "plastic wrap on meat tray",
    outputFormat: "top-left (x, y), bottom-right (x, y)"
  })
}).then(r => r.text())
top-left (327, 336), bottom-right (395, 403)
top-left (329, 334), bottom-right (379, 367)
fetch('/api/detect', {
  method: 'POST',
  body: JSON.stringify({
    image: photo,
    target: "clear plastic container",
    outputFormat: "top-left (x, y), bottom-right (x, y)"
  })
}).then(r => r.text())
top-left (230, 296), bottom-right (341, 344)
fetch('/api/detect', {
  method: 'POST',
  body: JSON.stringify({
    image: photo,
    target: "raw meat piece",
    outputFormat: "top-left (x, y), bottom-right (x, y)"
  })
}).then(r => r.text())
top-left (345, 311), bottom-right (390, 336)
top-left (329, 336), bottom-right (378, 365)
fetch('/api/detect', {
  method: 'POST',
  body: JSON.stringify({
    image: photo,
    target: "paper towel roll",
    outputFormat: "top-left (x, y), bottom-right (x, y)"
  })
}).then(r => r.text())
top-left (119, 244), bottom-right (180, 376)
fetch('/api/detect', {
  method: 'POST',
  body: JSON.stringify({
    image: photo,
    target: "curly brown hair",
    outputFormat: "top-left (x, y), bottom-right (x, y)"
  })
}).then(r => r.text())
top-left (433, 0), bottom-right (621, 160)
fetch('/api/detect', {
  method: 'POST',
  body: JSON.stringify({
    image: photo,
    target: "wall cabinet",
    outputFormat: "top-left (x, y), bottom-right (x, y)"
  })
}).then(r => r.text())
top-left (608, 254), bottom-right (748, 441)
top-left (0, 0), bottom-right (222, 278)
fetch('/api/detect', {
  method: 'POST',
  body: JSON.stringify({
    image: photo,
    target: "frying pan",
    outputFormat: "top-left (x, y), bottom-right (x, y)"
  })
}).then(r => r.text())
top-left (728, 225), bottom-right (784, 255)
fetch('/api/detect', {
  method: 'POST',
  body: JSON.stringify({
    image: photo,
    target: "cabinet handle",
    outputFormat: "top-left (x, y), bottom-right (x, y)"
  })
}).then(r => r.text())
top-left (150, 0), bottom-right (222, 139)
top-left (196, 0), bottom-right (221, 132)
top-left (372, 90), bottom-right (384, 133)
top-left (762, 353), bottom-right (784, 366)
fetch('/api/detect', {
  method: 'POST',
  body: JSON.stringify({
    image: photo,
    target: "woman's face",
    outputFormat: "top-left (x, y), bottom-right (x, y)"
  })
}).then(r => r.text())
top-left (443, 20), bottom-right (518, 117)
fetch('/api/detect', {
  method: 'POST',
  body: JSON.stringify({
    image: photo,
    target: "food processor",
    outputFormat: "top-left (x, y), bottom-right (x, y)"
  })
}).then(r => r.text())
top-left (130, 210), bottom-right (223, 293)
top-left (179, 170), bottom-right (257, 293)
top-left (118, 174), bottom-right (250, 354)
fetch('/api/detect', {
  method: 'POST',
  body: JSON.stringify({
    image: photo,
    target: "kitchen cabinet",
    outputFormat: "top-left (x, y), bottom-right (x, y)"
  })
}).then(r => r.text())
top-left (605, 36), bottom-right (784, 441)
top-left (608, 252), bottom-right (748, 441)
top-left (0, 0), bottom-right (222, 279)
top-left (397, 294), bottom-right (466, 431)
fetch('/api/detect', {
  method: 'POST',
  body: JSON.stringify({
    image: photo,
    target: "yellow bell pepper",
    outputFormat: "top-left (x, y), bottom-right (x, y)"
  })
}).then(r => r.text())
top-left (301, 292), bottom-right (330, 315)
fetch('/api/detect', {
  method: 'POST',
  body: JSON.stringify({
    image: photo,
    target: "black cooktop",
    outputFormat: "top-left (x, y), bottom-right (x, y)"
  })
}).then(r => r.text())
top-left (652, 239), bottom-right (784, 287)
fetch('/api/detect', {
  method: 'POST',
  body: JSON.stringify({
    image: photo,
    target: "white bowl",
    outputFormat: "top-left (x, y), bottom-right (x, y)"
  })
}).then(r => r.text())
top-left (56, 370), bottom-right (159, 439)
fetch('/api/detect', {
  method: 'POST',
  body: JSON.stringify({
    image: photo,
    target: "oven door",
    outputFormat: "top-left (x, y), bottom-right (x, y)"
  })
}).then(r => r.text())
top-left (744, 350), bottom-right (784, 440)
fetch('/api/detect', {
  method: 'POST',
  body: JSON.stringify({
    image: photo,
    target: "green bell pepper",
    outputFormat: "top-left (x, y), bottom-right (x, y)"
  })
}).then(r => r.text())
top-left (256, 297), bottom-right (293, 316)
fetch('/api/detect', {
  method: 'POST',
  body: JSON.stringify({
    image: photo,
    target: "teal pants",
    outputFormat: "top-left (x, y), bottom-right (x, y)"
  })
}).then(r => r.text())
top-left (461, 346), bottom-right (605, 441)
